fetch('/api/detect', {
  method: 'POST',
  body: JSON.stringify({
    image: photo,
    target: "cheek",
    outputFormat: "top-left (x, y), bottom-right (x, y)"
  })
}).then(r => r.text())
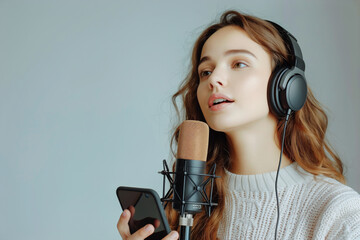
top-left (196, 83), bottom-right (207, 110)
top-left (233, 72), bottom-right (270, 110)
top-left (236, 73), bottom-right (265, 96)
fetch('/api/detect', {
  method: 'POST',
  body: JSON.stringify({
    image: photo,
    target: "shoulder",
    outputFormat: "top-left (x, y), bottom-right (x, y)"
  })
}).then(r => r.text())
top-left (310, 175), bottom-right (360, 204)
top-left (309, 176), bottom-right (360, 239)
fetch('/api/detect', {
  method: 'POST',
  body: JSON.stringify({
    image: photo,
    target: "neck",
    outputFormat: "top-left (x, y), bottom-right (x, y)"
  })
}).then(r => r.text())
top-left (226, 114), bottom-right (292, 175)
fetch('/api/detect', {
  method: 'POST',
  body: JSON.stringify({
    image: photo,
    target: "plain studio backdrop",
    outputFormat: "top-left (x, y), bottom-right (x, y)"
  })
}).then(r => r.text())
top-left (1, 0), bottom-right (359, 239)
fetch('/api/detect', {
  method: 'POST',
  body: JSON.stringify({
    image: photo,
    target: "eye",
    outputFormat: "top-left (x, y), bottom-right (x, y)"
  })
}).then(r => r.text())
top-left (233, 62), bottom-right (248, 69)
top-left (199, 70), bottom-right (212, 78)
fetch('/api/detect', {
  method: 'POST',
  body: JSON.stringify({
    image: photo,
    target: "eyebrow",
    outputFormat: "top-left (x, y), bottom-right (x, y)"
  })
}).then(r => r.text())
top-left (199, 49), bottom-right (257, 65)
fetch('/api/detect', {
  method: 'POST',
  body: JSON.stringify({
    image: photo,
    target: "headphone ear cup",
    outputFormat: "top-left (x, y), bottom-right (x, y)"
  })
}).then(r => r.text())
top-left (268, 67), bottom-right (308, 118)
top-left (281, 74), bottom-right (307, 112)
top-left (268, 67), bottom-right (288, 118)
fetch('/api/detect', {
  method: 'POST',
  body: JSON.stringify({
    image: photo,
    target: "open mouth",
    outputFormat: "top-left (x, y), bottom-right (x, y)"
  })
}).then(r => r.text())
top-left (208, 93), bottom-right (235, 109)
top-left (212, 99), bottom-right (233, 106)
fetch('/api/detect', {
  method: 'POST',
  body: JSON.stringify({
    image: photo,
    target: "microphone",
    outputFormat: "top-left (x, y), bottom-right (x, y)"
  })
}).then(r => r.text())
top-left (173, 120), bottom-right (209, 213)
top-left (159, 120), bottom-right (218, 240)
top-left (173, 120), bottom-right (209, 240)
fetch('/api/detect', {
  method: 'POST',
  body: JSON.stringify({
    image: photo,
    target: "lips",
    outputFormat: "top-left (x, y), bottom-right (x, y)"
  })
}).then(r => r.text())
top-left (208, 93), bottom-right (234, 110)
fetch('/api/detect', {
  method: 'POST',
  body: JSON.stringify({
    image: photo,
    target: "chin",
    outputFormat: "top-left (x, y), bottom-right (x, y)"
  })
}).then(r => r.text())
top-left (204, 113), bottom-right (273, 133)
top-left (205, 117), bottom-right (242, 133)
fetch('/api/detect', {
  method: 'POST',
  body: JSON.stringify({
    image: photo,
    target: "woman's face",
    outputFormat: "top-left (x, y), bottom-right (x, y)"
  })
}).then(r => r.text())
top-left (196, 26), bottom-right (274, 133)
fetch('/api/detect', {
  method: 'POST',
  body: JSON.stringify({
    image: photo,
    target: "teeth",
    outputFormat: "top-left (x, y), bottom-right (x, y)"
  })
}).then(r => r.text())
top-left (213, 99), bottom-right (227, 104)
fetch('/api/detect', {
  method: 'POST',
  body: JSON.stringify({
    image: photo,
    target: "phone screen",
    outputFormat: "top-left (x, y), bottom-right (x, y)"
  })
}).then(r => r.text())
top-left (117, 188), bottom-right (169, 240)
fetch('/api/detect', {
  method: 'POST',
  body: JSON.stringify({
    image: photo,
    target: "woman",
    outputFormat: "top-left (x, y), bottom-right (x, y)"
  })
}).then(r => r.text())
top-left (118, 10), bottom-right (360, 240)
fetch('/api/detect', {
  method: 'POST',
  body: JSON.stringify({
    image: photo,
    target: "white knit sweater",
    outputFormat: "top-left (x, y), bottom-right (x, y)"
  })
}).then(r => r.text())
top-left (217, 162), bottom-right (360, 240)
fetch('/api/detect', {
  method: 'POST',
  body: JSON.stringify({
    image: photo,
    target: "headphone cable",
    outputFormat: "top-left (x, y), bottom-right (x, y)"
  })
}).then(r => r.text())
top-left (274, 108), bottom-right (292, 240)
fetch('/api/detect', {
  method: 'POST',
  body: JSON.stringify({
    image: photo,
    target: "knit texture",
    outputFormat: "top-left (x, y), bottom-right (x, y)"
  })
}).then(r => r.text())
top-left (217, 162), bottom-right (360, 240)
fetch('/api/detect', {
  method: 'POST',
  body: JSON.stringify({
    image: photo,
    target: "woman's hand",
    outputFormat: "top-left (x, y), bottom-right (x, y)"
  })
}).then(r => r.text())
top-left (117, 209), bottom-right (179, 240)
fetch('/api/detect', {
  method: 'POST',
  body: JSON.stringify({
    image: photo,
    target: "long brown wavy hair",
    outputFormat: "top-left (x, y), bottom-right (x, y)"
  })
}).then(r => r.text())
top-left (166, 10), bottom-right (345, 240)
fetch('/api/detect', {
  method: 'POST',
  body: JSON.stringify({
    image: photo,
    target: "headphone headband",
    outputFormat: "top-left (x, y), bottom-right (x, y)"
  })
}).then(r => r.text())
top-left (266, 20), bottom-right (305, 71)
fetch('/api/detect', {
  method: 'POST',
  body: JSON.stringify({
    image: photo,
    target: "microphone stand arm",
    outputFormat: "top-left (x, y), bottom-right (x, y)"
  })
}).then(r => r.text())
top-left (179, 213), bottom-right (193, 240)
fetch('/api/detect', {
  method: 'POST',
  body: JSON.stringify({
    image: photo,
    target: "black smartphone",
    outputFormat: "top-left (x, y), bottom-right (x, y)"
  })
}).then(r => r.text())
top-left (116, 186), bottom-right (171, 240)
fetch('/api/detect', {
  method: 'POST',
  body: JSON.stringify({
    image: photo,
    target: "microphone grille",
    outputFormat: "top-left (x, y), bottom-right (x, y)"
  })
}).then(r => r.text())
top-left (177, 120), bottom-right (209, 161)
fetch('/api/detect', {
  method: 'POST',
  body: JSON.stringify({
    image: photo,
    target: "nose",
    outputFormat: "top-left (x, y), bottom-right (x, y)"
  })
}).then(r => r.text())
top-left (208, 68), bottom-right (227, 90)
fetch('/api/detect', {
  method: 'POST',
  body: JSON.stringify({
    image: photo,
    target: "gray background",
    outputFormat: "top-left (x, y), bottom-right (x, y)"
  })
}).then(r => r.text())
top-left (1, 0), bottom-right (359, 239)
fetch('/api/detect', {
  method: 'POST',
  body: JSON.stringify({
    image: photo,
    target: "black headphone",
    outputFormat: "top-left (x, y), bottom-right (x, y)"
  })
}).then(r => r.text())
top-left (267, 21), bottom-right (308, 118)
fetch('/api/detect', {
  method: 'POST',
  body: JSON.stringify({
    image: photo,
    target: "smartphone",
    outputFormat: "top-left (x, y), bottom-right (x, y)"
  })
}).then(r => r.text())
top-left (116, 186), bottom-right (171, 240)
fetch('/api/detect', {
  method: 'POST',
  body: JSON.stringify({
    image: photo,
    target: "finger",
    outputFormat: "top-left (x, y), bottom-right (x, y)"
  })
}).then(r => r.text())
top-left (128, 224), bottom-right (154, 240)
top-left (135, 217), bottom-right (158, 228)
top-left (162, 231), bottom-right (179, 240)
top-left (129, 205), bottom-right (136, 217)
top-left (153, 219), bottom-right (160, 229)
top-left (117, 210), bottom-right (131, 239)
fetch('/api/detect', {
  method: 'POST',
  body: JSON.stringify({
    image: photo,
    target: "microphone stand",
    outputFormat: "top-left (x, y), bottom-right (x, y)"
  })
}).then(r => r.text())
top-left (159, 160), bottom-right (219, 240)
top-left (179, 213), bottom-right (193, 240)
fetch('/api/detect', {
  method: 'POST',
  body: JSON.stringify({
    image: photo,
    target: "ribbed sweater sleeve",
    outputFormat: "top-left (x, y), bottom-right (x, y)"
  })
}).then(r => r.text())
top-left (313, 184), bottom-right (360, 239)
top-left (217, 163), bottom-right (360, 240)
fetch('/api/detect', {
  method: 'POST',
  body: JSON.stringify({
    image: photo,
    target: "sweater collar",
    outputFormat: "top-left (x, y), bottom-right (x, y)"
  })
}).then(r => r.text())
top-left (225, 162), bottom-right (314, 192)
